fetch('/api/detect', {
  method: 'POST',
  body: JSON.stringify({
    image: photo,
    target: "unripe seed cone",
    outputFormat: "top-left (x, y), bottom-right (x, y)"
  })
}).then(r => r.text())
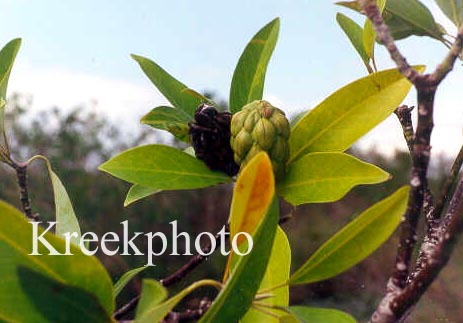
top-left (230, 100), bottom-right (290, 179)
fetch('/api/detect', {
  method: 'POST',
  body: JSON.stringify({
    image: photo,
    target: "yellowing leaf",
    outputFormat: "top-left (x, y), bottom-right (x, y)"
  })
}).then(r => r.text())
top-left (336, 13), bottom-right (373, 73)
top-left (224, 152), bottom-right (275, 280)
top-left (289, 66), bottom-right (425, 164)
top-left (363, 0), bottom-right (385, 69)
top-left (229, 152), bottom-right (275, 243)
top-left (363, 20), bottom-right (376, 64)
top-left (199, 198), bottom-right (279, 323)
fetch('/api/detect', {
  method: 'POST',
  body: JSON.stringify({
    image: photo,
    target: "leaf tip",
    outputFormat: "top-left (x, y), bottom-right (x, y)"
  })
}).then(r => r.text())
top-left (414, 65), bottom-right (426, 73)
top-left (131, 53), bottom-right (143, 62)
top-left (97, 162), bottom-right (109, 173)
top-left (11, 37), bottom-right (22, 46)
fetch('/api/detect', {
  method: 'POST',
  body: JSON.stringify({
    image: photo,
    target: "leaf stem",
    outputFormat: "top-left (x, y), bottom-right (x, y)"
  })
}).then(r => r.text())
top-left (256, 281), bottom-right (289, 295)
top-left (252, 301), bottom-right (291, 314)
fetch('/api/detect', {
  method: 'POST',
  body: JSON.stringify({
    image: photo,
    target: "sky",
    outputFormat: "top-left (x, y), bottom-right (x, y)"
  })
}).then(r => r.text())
top-left (1, 0), bottom-right (463, 159)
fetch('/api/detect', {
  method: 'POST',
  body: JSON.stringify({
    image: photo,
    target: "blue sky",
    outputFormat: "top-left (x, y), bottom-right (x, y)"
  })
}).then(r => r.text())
top-left (1, 0), bottom-right (462, 156)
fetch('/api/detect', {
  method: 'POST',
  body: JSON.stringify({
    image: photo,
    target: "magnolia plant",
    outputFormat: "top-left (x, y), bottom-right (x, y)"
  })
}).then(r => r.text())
top-left (0, 1), bottom-right (462, 322)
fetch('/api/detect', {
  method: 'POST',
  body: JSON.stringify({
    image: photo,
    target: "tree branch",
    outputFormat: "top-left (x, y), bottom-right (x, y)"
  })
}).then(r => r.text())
top-left (394, 105), bottom-right (414, 154)
top-left (113, 296), bottom-right (140, 320)
top-left (387, 179), bottom-right (463, 322)
top-left (11, 162), bottom-right (36, 220)
top-left (359, 1), bottom-right (463, 322)
top-left (429, 28), bottom-right (463, 85)
top-left (162, 298), bottom-right (212, 323)
top-left (1, 146), bottom-right (38, 221)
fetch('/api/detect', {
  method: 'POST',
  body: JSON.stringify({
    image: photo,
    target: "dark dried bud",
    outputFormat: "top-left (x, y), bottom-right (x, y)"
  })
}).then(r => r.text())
top-left (188, 104), bottom-right (239, 176)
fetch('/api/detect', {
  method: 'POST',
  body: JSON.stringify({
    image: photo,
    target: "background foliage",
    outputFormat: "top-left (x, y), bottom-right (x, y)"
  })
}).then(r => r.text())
top-left (0, 95), bottom-right (461, 322)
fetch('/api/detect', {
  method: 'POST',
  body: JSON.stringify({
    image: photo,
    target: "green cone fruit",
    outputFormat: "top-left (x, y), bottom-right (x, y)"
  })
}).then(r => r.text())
top-left (230, 100), bottom-right (290, 179)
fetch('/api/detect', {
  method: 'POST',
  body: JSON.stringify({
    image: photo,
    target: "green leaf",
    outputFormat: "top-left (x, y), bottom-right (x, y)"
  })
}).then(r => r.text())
top-left (31, 156), bottom-right (82, 245)
top-left (336, 13), bottom-right (372, 73)
top-left (114, 266), bottom-right (147, 298)
top-left (0, 38), bottom-right (21, 136)
top-left (99, 144), bottom-right (232, 190)
top-left (199, 198), bottom-right (279, 322)
top-left (288, 66), bottom-right (424, 164)
top-left (17, 267), bottom-right (114, 323)
top-left (289, 186), bottom-right (409, 285)
top-left (241, 226), bottom-right (291, 323)
top-left (124, 184), bottom-right (161, 207)
top-left (135, 279), bottom-right (168, 319)
top-left (229, 18), bottom-right (280, 113)
top-left (384, 0), bottom-right (446, 41)
top-left (131, 54), bottom-right (201, 117)
top-left (278, 152), bottom-right (389, 206)
top-left (0, 200), bottom-right (114, 322)
top-left (50, 170), bottom-right (81, 245)
top-left (435, 0), bottom-right (463, 27)
top-left (336, 0), bottom-right (447, 41)
top-left (141, 106), bottom-right (191, 143)
top-left (135, 279), bottom-right (220, 323)
top-left (289, 306), bottom-right (357, 323)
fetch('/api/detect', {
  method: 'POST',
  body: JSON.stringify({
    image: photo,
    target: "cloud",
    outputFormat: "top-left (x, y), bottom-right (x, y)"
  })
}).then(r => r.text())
top-left (8, 61), bottom-right (168, 131)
